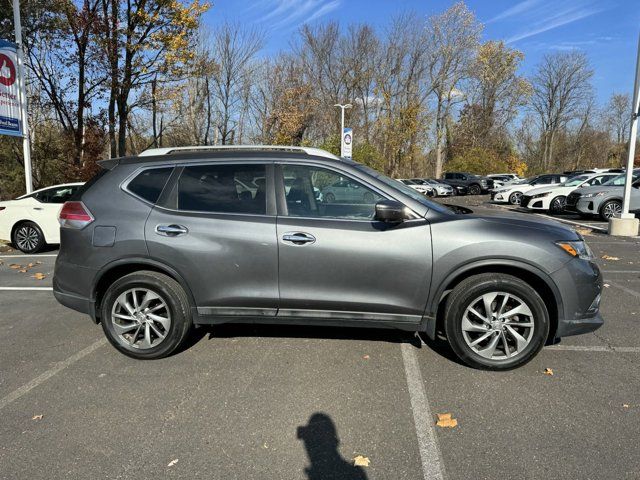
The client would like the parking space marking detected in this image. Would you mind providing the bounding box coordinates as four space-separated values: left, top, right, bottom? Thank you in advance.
0 338 107 411
0 287 53 291
400 342 446 480
603 270 640 274
0 254 58 258
547 345 640 353
606 281 640 299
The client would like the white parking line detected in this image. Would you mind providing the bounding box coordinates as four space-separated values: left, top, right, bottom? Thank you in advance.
0 254 58 258
0 338 107 411
401 342 446 480
0 287 53 291
547 345 640 353
606 281 640 299
603 270 640 274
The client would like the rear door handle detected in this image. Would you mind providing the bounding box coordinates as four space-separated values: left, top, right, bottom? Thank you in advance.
282 232 316 245
33 207 43 211
155 224 189 237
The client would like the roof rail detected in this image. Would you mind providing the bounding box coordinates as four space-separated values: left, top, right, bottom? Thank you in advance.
138 145 340 160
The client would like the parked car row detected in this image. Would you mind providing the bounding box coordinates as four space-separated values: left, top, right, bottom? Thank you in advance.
492 169 640 220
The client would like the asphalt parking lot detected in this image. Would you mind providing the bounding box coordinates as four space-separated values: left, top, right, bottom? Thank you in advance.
1 199 639 480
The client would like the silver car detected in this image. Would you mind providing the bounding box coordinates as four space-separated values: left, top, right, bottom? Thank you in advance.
566 170 640 220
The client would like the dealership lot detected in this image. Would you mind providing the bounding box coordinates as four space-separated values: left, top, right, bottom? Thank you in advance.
1 202 639 479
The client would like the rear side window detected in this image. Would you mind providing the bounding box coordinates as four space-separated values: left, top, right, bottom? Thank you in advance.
128 167 173 204
177 164 266 214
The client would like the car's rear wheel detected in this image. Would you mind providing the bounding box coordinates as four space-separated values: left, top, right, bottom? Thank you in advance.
12 221 46 254
100 271 192 359
444 273 549 370
469 184 481 195
508 191 523 205
599 200 622 221
549 196 566 215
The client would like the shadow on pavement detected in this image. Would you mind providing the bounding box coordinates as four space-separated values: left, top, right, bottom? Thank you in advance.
297 412 368 480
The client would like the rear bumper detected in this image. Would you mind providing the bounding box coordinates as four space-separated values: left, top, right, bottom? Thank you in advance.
53 258 98 322
52 281 96 321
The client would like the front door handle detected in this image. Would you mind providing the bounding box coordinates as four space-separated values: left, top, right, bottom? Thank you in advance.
282 232 316 245
33 207 43 211
155 224 189 237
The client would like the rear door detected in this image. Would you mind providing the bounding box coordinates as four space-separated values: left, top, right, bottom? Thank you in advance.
145 161 279 317
32 185 82 242
275 163 432 326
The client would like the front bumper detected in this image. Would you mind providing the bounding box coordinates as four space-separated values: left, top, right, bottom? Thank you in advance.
556 311 604 337
490 192 508 202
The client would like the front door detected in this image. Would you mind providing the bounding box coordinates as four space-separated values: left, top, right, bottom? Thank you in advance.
145 162 279 317
275 164 432 326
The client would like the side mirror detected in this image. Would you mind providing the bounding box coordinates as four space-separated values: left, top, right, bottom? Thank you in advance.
375 200 405 223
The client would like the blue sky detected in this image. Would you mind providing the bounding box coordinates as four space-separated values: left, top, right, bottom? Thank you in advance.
203 0 639 103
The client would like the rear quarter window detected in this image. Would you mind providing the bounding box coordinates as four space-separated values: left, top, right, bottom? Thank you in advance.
127 167 174 204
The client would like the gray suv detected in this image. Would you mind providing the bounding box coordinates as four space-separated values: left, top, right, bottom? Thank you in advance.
53 146 603 369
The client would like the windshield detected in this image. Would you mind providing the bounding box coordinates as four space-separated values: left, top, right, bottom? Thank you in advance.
354 164 453 214
400 179 416 185
563 175 590 187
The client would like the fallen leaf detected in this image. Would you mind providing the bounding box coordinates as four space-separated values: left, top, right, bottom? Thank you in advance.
353 455 370 467
603 283 610 288
167 459 179 467
601 255 620 261
436 413 458 428
575 227 592 236
9 264 21 269
32 415 43 421
363 354 370 360
623 404 630 408
32 273 46 280
18 269 27 273
543 368 554 376
27 263 35 268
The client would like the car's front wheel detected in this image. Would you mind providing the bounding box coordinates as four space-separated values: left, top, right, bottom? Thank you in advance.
549 196 566 215
444 273 549 370
12 221 46 254
100 271 192 359
468 184 481 195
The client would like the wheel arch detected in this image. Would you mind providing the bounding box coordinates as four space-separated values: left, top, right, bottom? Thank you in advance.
92 258 197 323
425 260 562 344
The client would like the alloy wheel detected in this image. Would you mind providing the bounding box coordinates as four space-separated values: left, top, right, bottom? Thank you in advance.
550 196 566 213
111 288 172 349
510 192 522 205
461 291 535 360
602 201 622 219
15 225 40 252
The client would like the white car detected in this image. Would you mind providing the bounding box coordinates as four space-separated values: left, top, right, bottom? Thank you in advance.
0 183 84 253
488 174 520 189
418 178 455 196
398 179 434 196
490 174 570 205
521 172 620 214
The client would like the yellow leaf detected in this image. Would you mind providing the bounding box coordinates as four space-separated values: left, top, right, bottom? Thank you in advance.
32 414 43 420
601 255 619 261
436 413 458 428
543 368 554 376
353 455 370 467
363 354 370 360
9 264 21 269
167 459 179 467
32 273 46 280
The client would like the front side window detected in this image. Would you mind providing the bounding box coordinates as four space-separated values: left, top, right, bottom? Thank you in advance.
177 164 266 214
282 165 383 219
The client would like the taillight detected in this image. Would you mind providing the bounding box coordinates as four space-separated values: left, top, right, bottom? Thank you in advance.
59 201 94 229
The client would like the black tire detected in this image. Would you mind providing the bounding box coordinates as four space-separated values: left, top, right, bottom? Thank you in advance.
468 184 482 195
599 200 622 221
508 191 523 205
100 271 192 360
12 221 46 254
444 273 549 370
548 196 566 215
325 193 335 203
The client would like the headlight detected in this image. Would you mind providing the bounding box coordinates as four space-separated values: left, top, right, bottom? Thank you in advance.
582 192 606 198
532 192 550 198
556 241 594 260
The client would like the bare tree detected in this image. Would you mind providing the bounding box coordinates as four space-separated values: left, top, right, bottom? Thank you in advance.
210 22 264 145
426 1 481 177
530 51 594 170
604 92 631 144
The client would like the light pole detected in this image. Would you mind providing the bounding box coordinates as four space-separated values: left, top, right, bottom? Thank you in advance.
334 103 352 157
609 32 640 236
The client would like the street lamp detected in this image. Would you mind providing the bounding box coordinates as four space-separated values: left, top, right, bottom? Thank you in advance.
334 103 352 157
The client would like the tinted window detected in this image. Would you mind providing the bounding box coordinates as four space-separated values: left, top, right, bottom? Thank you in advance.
35 185 81 204
282 165 383 219
178 164 266 214
128 167 173 203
